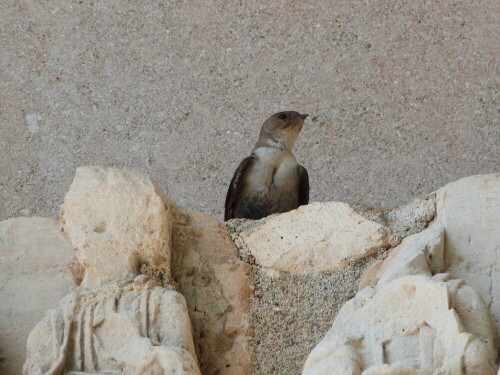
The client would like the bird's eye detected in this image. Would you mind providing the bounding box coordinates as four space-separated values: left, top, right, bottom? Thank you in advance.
279 114 287 120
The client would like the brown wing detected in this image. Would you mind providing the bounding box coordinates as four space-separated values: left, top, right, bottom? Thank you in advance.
298 164 309 206
224 156 255 221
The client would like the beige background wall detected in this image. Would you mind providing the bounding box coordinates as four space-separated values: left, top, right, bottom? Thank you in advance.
1 0 498 221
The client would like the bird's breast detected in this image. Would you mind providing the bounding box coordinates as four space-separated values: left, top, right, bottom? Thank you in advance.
246 147 299 195
271 155 299 189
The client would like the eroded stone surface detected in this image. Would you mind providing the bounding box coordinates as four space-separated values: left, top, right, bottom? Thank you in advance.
303 275 497 375
24 276 201 375
8 171 500 374
238 202 390 275
0 217 75 375
24 167 201 375
60 166 173 287
171 207 252 375
435 174 500 349
304 174 500 374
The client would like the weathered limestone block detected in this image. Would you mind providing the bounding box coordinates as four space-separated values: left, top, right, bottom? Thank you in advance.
24 275 200 375
171 207 252 375
305 174 500 374
303 274 497 375
238 202 390 275
0 217 75 375
24 167 201 375
60 166 173 287
435 174 500 348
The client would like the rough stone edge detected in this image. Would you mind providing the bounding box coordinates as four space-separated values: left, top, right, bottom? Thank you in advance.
226 193 436 269
171 203 253 375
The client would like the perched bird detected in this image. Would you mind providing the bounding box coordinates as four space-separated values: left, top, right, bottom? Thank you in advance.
224 111 309 221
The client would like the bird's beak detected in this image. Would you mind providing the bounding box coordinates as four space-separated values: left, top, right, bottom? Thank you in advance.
300 113 309 119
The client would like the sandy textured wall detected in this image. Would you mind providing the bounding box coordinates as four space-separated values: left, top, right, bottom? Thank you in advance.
0 0 498 220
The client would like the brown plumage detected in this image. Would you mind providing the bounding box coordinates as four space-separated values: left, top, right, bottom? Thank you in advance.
224 111 310 221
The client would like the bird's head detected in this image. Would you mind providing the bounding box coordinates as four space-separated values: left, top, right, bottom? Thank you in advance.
258 111 309 150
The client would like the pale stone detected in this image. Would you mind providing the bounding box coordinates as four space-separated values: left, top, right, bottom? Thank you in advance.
171 207 252 375
306 174 500 374
303 275 497 375
0 217 75 375
435 174 500 349
359 223 445 289
238 202 390 275
362 365 427 374
24 167 201 375
23 275 200 375
60 166 172 287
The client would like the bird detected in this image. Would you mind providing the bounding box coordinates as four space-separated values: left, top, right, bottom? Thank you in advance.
224 111 309 221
